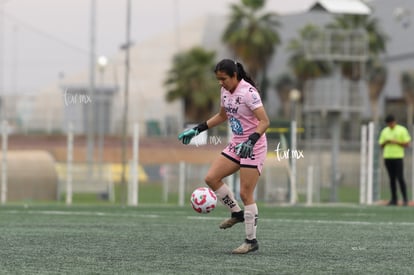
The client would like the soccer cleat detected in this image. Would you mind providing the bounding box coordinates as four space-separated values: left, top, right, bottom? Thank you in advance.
232 239 259 254
387 201 397 206
219 211 244 229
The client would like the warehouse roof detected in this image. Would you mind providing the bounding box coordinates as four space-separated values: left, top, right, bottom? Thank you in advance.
309 0 371 15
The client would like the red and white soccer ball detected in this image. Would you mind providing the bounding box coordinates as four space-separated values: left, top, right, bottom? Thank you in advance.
190 187 217 214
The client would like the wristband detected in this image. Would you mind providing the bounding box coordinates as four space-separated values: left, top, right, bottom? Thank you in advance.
248 132 260 145
193 122 208 133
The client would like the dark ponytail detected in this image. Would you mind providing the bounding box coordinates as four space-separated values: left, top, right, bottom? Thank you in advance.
234 62 257 89
214 59 257 89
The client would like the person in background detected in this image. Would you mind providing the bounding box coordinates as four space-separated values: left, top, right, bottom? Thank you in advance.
178 59 270 254
378 114 411 206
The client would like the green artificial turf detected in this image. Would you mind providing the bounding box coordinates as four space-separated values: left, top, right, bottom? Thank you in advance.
0 204 413 274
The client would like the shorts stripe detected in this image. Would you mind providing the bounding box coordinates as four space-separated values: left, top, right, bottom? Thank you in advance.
240 164 258 169
221 152 240 164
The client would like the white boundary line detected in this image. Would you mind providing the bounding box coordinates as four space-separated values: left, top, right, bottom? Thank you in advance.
2 210 414 227
264 218 414 227
187 216 414 227
1 210 161 219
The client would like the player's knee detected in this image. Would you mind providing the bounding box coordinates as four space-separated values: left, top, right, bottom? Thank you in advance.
239 188 254 204
204 174 218 188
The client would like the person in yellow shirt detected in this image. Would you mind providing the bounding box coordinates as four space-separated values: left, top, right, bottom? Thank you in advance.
378 115 411 206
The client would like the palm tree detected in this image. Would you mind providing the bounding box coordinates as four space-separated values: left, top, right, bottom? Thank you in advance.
327 14 388 122
164 47 218 123
281 24 332 122
222 0 281 101
367 61 387 124
327 14 387 80
286 24 332 105
274 73 296 119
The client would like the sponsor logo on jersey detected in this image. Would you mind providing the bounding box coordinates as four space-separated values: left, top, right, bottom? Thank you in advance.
229 116 243 135
224 106 238 114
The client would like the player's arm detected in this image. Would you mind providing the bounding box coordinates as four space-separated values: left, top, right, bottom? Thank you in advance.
398 127 411 147
236 106 270 158
389 139 410 147
387 128 411 147
378 131 388 148
252 106 270 136
400 141 410 147
381 139 410 148
388 139 410 147
206 107 228 129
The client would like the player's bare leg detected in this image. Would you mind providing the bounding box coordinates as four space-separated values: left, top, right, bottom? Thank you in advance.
204 154 244 229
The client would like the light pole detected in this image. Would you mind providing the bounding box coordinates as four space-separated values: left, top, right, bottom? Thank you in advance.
289 89 300 204
289 89 300 122
87 0 97 181
393 7 413 129
120 0 132 205
0 0 13 120
173 0 185 134
97 55 108 183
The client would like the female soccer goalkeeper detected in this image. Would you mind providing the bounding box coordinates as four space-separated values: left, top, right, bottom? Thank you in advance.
178 59 269 254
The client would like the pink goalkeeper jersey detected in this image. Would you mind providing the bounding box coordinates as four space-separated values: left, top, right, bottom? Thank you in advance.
221 79 267 146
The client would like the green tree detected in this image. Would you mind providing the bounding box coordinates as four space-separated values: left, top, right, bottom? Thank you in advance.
368 61 387 123
327 14 388 122
285 24 332 113
327 14 387 80
164 47 218 123
287 24 332 88
274 73 296 118
222 0 281 101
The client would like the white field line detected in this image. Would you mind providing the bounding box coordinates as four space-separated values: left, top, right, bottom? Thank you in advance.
188 216 414 227
261 218 414 227
1 210 160 219
2 209 414 227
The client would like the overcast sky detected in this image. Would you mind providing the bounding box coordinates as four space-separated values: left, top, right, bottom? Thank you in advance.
0 0 315 93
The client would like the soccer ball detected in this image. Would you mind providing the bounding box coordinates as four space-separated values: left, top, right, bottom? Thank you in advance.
190 187 217 214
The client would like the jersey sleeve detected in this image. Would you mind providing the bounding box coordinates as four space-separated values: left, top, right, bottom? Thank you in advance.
245 87 263 111
401 126 412 143
378 129 386 145
220 89 226 108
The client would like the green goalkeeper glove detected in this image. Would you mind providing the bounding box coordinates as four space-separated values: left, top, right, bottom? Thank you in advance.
178 122 208 145
235 132 260 158
178 128 199 145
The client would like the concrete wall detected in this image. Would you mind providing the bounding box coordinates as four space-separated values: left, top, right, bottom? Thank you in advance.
0 151 58 201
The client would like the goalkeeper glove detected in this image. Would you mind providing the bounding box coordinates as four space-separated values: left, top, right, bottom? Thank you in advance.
235 132 261 158
178 122 208 145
